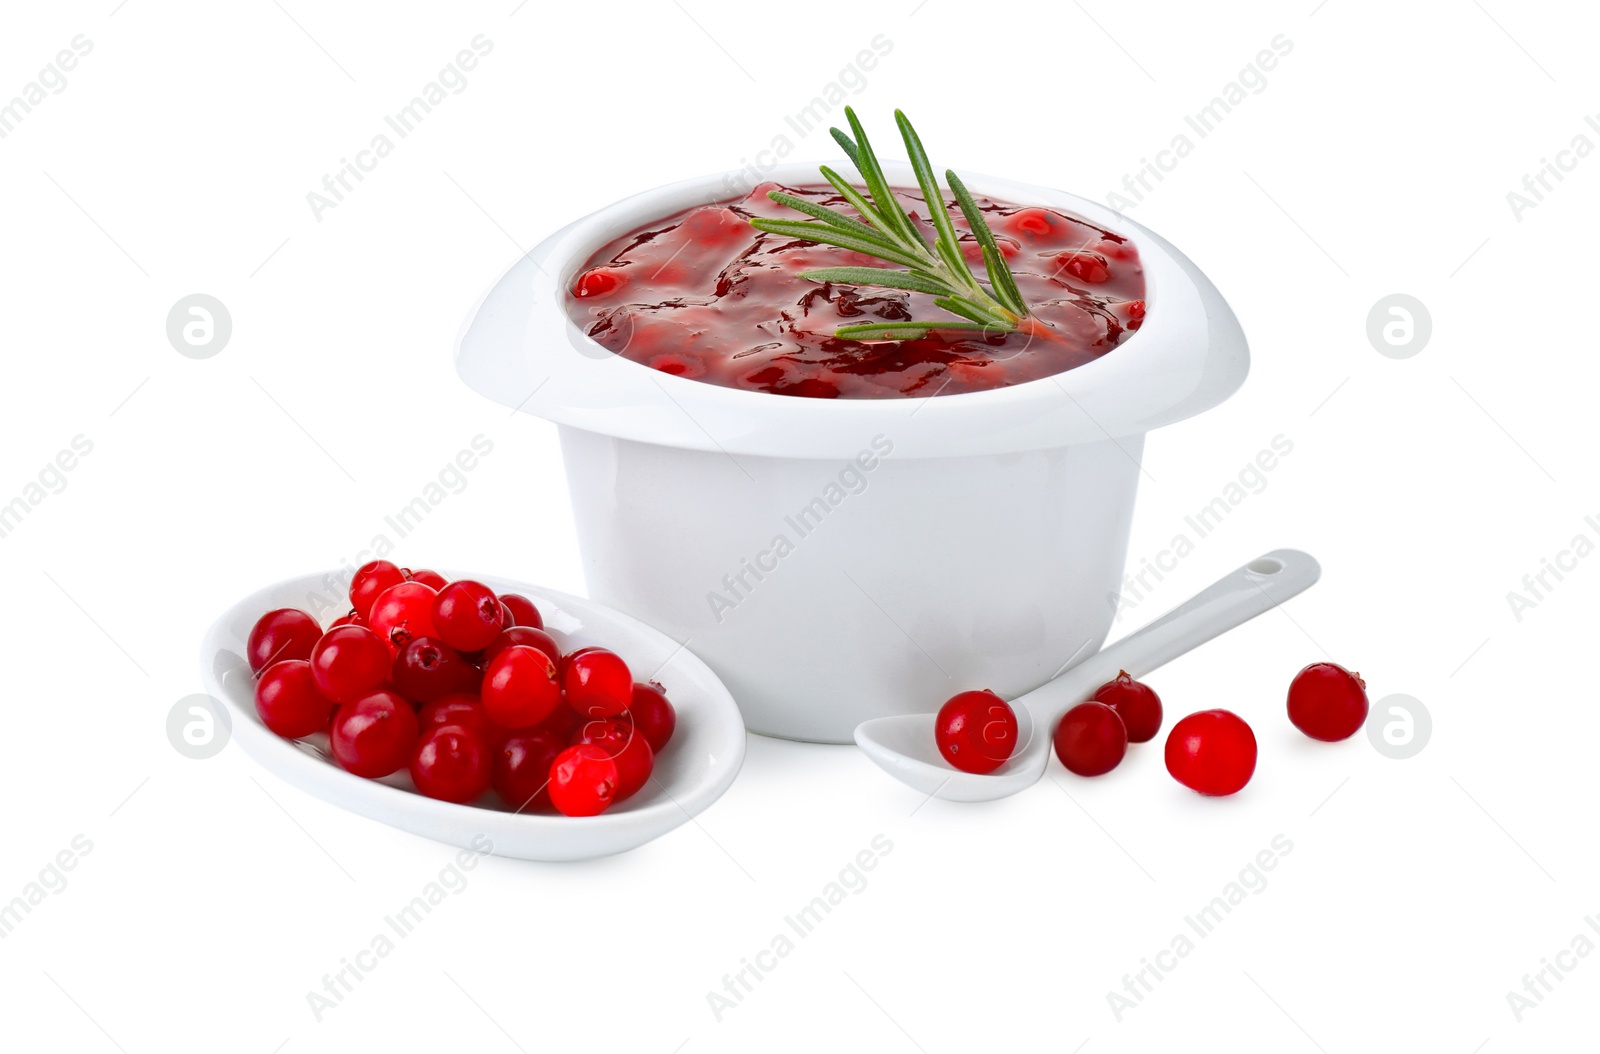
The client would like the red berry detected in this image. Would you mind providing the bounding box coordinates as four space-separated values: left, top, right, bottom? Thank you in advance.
628 682 677 753
331 690 418 778
499 593 543 629
1054 701 1128 777
349 560 405 621
391 636 476 704
563 648 633 717
368 581 440 653
548 744 619 816
493 732 565 811
572 718 654 800
404 568 448 590
254 660 333 738
482 645 561 729
432 580 504 652
482 626 562 670
329 609 365 630
247 608 321 674
934 689 1018 774
309 625 392 705
1165 710 1257 796
573 267 624 298
1002 207 1057 240
1092 671 1163 743
1287 662 1369 742
418 693 492 739
410 723 492 803
1057 252 1110 284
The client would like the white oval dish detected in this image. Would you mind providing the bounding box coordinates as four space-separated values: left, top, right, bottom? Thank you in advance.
200 572 746 862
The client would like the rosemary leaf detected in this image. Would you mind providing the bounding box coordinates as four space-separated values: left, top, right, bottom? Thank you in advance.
766 191 884 242
798 267 950 295
835 321 986 340
748 218 925 268
933 295 1011 327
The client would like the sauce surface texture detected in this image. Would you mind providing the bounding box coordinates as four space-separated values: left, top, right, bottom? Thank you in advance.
567 182 1146 399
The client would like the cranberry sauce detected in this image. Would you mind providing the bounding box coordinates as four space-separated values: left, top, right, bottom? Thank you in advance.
566 182 1146 399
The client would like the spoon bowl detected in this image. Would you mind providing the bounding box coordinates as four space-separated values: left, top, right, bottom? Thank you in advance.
855 550 1320 802
201 571 746 861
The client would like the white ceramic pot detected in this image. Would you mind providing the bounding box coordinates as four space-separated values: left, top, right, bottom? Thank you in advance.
457 162 1248 743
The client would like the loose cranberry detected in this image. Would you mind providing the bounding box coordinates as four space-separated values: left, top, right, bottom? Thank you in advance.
391 636 475 705
548 744 619 816
349 560 405 621
573 267 625 298
1287 663 1369 742
934 689 1018 774
309 625 392 704
1165 710 1257 796
563 648 633 717
404 568 448 590
494 731 565 812
572 718 654 801
532 698 583 742
328 609 365 630
433 580 505 652
558 645 602 678
628 682 677 752
418 693 492 738
247 609 322 674
1092 671 1163 743
498 593 543 629
482 645 561 729
331 690 418 778
1054 702 1128 777
254 659 334 738
482 626 562 670
410 723 493 803
368 581 440 653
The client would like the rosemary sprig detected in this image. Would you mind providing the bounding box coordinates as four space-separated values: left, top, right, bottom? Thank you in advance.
748 106 1035 342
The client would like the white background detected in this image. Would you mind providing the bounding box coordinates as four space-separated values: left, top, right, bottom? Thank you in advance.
1 0 1595 1049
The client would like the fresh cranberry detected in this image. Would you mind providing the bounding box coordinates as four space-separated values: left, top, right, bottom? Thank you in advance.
1092 671 1163 743
254 659 333 738
328 609 365 630
558 645 602 678
573 267 625 298
432 580 504 652
548 744 619 816
1165 710 1257 796
349 560 405 621
563 648 633 717
331 690 418 778
391 636 475 704
368 581 440 653
247 608 322 674
532 698 583 742
934 689 1018 774
483 645 561 729
482 626 561 669
498 593 543 629
494 732 565 812
410 723 493 803
1287 663 1369 742
628 682 677 752
1054 702 1128 776
309 625 392 704
418 693 492 738
404 568 448 590
572 718 654 801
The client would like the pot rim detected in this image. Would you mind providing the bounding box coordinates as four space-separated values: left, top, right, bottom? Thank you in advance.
455 160 1248 460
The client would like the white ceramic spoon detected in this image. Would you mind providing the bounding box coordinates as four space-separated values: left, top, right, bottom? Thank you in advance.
853 549 1320 802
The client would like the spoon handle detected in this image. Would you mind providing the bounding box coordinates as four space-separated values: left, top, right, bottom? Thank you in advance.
1020 549 1321 722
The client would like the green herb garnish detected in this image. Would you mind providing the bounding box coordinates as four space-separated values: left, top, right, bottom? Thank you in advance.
749 106 1046 343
